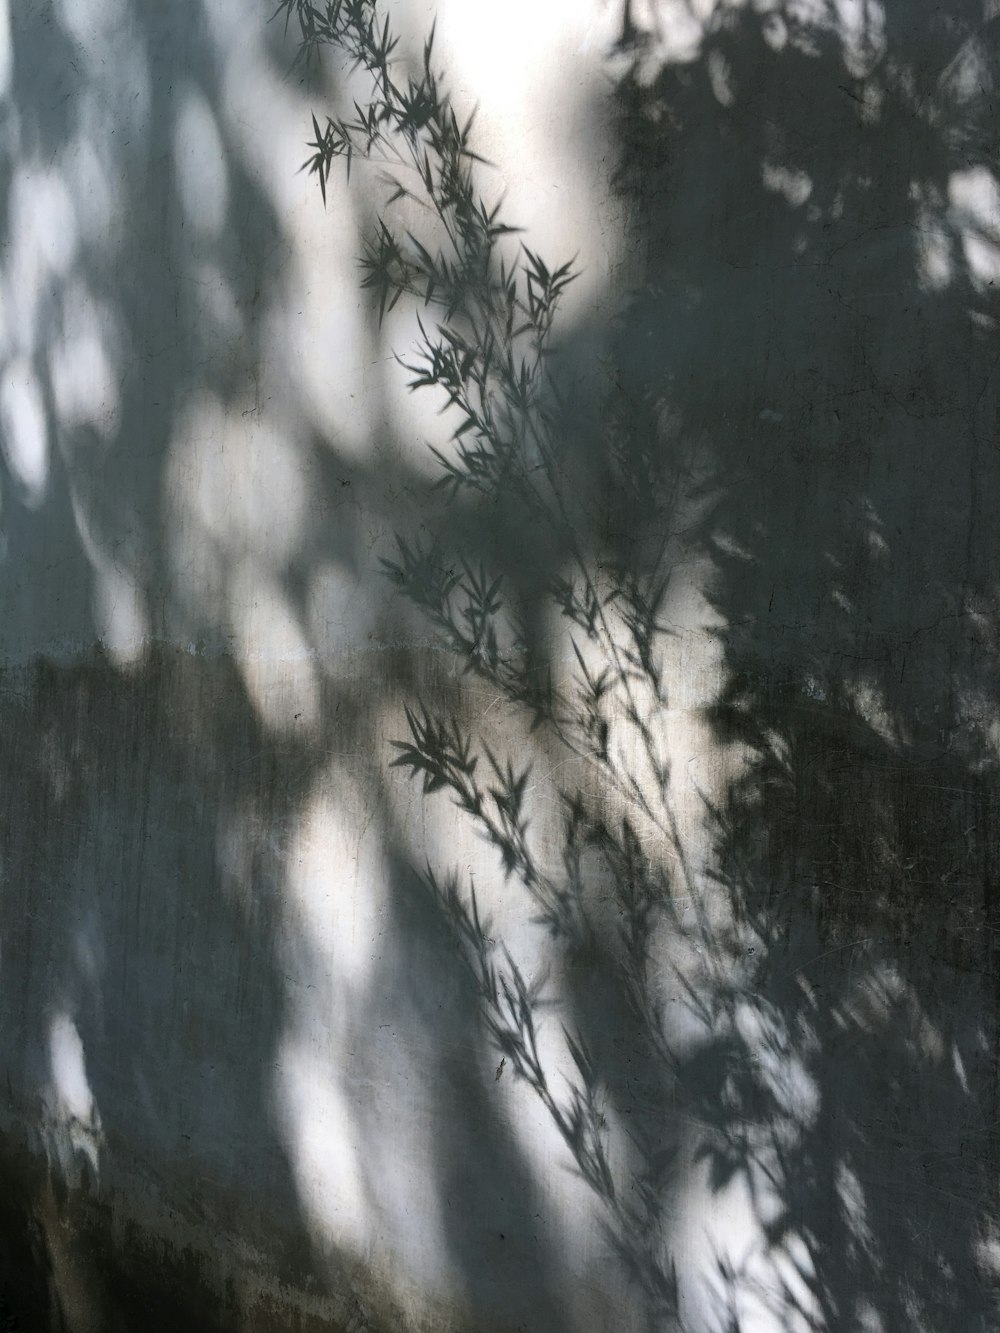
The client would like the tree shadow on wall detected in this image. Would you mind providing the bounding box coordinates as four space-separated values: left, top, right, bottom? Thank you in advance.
0 3 599 1331
289 0 1000 1328
2 0 1000 1327
0 3 363 1329
613 3 1000 1327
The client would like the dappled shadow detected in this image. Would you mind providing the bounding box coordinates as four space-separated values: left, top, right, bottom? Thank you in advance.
0 0 330 1323
609 2 1000 1326
284 0 1000 1328
0 0 609 1328
3 0 1000 1328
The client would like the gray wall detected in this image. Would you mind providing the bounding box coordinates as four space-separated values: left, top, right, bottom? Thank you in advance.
0 1 999 1330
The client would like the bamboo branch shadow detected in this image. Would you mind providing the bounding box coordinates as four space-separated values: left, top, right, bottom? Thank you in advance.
286 0 1000 1328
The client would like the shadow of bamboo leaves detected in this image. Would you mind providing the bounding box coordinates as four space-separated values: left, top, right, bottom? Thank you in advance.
279 7 694 1322
420 858 683 1323
281 1 1000 1330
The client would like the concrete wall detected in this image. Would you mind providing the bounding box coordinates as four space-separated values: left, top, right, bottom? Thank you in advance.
1 1 999 1330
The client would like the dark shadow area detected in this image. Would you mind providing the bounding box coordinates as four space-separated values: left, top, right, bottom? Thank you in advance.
0 2 609 1330
0 0 328 1323
608 3 1000 1327
0 648 323 1331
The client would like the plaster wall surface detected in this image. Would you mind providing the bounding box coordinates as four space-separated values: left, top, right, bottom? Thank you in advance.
0 1 998 1331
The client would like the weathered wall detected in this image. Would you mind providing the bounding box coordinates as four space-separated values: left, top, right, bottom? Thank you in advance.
1 1 999 1330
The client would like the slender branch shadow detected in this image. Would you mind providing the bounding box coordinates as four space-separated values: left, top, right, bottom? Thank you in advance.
288 0 1000 1329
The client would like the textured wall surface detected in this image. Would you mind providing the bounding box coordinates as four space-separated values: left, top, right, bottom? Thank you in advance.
1 1 999 1330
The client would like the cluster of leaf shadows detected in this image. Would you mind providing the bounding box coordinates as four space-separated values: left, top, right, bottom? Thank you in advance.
0 4 418 1330
284 0 1000 1329
277 1 703 1324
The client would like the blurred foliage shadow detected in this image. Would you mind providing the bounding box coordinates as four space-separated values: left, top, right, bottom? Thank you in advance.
286 0 1000 1328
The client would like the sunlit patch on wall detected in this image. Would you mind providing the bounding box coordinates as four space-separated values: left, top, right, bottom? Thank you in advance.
66 483 149 665
273 1036 372 1254
761 12 788 53
0 357 49 506
0 0 10 99
169 393 308 565
5 167 78 352
49 283 122 440
432 0 622 315
671 1139 820 1333
949 166 1000 293
165 391 325 662
707 49 735 106
831 0 886 77
939 35 993 112
635 0 706 68
91 560 149 667
976 1228 1000 1282
228 557 320 735
761 163 812 209
42 1012 103 1185
276 775 459 1301
836 1159 874 1252
845 676 896 747
842 962 946 1068
734 998 820 1128
58 0 128 46
855 1296 886 1332
287 785 387 989
11 166 78 282
862 497 890 558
